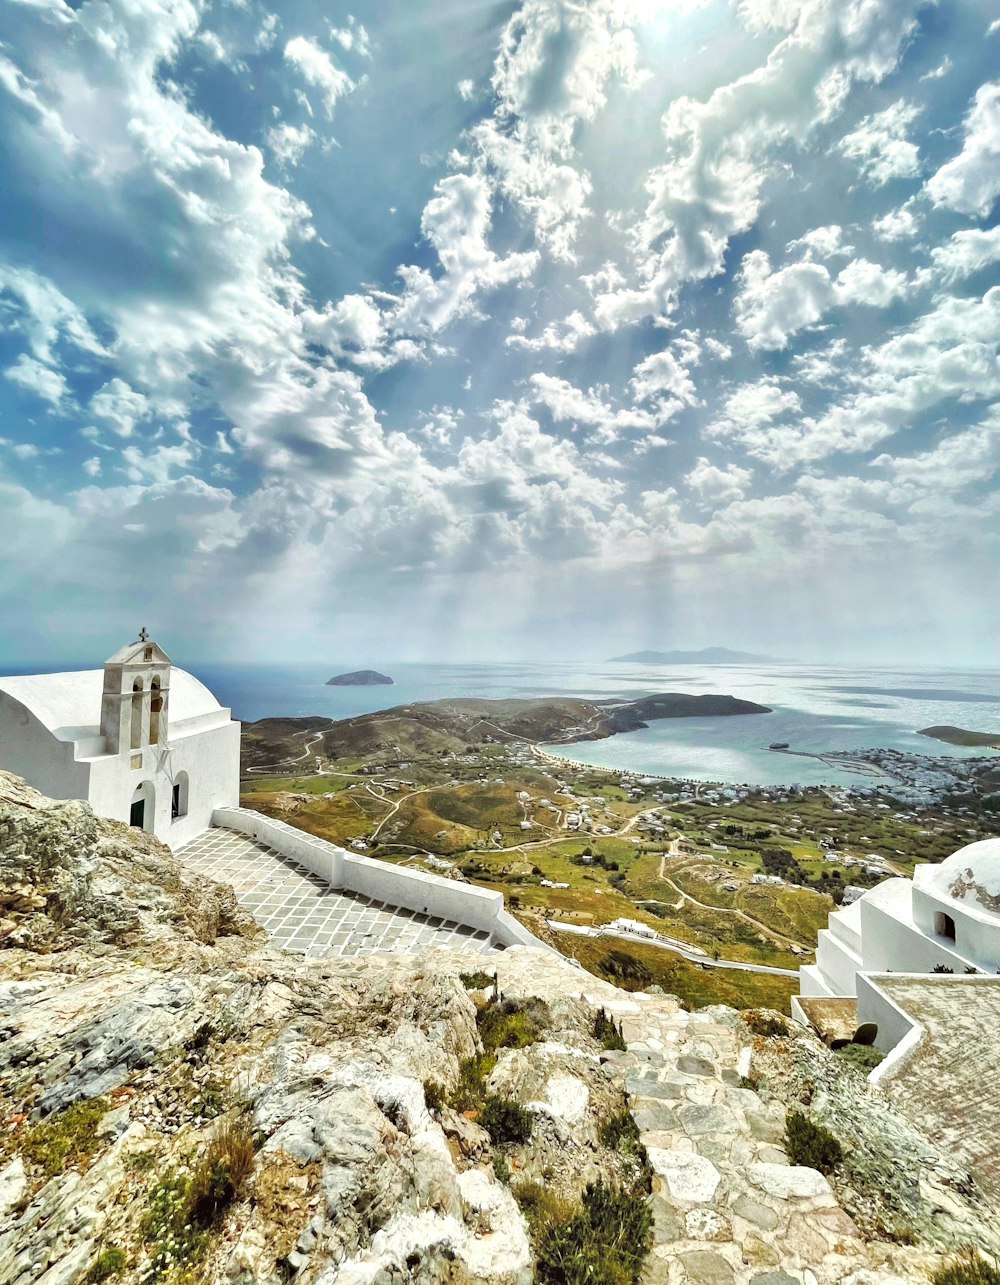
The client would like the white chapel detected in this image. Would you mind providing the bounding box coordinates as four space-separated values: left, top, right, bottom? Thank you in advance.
0 632 239 848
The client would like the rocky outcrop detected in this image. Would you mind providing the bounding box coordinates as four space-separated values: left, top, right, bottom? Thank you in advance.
0 775 993 1284
0 772 258 950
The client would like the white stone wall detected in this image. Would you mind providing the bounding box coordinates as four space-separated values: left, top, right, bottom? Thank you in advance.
87 719 240 848
0 691 92 804
214 807 546 951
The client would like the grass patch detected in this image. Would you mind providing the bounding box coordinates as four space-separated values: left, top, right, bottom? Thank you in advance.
558 934 798 1014
593 1008 627 1051
931 1250 1000 1285
85 1249 127 1282
784 1110 842 1174
450 1054 498 1113
518 1179 653 1285
140 1118 256 1283
19 1097 110 1177
476 996 549 1052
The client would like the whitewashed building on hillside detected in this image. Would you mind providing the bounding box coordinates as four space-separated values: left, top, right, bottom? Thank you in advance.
0 633 239 848
794 837 1000 1046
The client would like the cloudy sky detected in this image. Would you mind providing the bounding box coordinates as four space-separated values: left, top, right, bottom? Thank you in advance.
1 0 998 667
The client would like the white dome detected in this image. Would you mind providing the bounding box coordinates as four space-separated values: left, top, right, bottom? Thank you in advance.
922 838 1000 914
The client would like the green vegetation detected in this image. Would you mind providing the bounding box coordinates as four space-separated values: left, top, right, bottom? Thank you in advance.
598 1109 643 1155
478 1095 534 1145
784 1110 843 1174
517 1179 653 1285
598 949 653 987
423 1080 445 1113
459 969 495 990
19 1096 110 1177
837 1043 886 1072
593 1007 628 1051
449 994 549 1115
140 1119 256 1283
931 1250 1000 1285
85 1249 127 1282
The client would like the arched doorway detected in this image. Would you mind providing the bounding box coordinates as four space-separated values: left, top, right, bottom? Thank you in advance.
130 781 155 832
934 911 957 942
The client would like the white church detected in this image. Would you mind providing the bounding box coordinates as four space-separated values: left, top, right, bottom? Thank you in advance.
796 836 1000 1009
0 632 239 849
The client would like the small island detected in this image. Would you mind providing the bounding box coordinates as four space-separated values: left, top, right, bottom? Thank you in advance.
610 647 777 665
326 670 394 686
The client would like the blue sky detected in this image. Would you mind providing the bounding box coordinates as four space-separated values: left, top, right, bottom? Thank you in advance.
1 0 998 666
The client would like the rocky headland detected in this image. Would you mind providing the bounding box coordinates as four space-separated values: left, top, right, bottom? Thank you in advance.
1 771 995 1284
242 692 770 771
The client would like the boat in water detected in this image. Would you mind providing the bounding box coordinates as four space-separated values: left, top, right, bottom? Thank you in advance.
769 741 790 750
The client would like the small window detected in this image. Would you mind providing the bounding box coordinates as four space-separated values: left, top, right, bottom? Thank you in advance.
144 646 153 661
935 911 956 941
172 771 189 820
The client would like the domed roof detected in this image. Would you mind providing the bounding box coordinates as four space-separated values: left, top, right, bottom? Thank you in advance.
922 838 1000 914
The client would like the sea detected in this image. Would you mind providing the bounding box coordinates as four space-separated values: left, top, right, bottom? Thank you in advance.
181 660 1000 790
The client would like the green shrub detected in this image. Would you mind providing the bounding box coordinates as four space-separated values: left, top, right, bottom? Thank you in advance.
477 997 549 1052
598 950 651 987
450 1054 497 1112
478 1095 534 1146
837 1043 885 1072
593 1008 627 1051
460 970 495 991
85 1249 127 1282
423 1080 445 1113
525 1179 653 1285
784 1110 843 1174
598 1110 641 1153
932 1250 1000 1285
743 1010 790 1038
20 1097 111 1177
492 1154 511 1184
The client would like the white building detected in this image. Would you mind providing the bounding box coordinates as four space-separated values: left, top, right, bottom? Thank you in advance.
796 837 1000 1012
0 633 239 848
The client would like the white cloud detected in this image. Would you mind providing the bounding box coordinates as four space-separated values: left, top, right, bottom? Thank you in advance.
930 226 1000 283
266 122 316 167
5 353 67 405
0 266 104 364
873 411 1000 488
734 250 907 350
785 225 850 260
457 79 475 101
925 80 1000 217
284 36 354 119
593 0 926 329
391 174 538 335
528 373 658 440
839 100 921 185
872 203 921 241
122 442 195 484
89 379 150 438
684 457 753 509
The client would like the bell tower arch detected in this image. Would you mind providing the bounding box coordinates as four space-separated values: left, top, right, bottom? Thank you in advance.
100 629 172 760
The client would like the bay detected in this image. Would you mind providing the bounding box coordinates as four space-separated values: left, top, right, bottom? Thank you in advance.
184 660 1000 789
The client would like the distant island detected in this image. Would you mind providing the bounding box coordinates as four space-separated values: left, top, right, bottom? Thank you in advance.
918 725 1000 749
610 647 777 665
326 670 394 686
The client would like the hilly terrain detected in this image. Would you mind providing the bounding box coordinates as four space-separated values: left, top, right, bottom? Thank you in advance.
610 647 777 664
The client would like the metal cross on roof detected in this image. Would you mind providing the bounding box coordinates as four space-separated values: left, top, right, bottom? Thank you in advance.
139 626 149 643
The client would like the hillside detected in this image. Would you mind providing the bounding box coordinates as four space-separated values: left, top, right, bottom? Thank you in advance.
241 691 771 771
1 772 994 1284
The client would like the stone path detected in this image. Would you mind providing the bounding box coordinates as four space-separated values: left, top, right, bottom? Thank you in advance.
489 950 912 1285
178 828 494 959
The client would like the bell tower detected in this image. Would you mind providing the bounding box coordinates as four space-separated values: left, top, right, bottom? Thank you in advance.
100 629 172 762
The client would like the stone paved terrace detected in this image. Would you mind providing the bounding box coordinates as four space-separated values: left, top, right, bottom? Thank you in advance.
178 827 495 959
875 975 1000 1202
